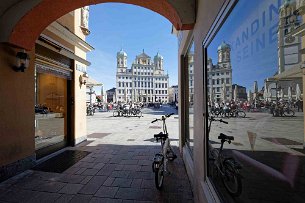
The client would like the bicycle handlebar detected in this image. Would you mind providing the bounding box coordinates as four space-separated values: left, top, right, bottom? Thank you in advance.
151 119 159 123
166 113 174 117
151 113 174 123
209 116 228 124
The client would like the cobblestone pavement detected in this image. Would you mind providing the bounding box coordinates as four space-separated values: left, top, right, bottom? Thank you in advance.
0 105 194 203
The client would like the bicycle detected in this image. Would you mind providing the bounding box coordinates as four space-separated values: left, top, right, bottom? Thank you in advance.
208 116 242 197
151 113 177 190
86 105 95 116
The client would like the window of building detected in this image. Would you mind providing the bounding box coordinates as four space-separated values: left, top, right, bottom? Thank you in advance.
185 40 195 156
205 0 304 201
35 72 68 151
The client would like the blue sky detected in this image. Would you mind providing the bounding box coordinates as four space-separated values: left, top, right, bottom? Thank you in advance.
208 0 282 91
86 3 178 92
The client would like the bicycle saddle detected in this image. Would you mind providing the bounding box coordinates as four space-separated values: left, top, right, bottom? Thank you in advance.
218 133 234 141
154 132 168 139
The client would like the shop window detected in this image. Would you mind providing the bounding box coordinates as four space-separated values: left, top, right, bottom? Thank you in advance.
205 0 304 202
185 40 195 155
35 72 67 150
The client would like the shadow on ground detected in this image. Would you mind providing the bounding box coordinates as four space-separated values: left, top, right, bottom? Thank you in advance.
0 143 193 203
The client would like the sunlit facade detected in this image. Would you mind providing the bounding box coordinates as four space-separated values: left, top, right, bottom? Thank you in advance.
115 49 169 103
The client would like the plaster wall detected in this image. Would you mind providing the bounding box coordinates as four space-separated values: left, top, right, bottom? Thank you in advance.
73 67 87 145
178 0 225 202
41 29 74 51
0 44 35 167
57 11 75 32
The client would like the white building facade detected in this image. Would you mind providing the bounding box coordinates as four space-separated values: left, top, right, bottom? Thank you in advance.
207 41 233 102
115 49 169 103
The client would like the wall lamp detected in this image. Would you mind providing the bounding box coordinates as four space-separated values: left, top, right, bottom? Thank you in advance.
79 72 89 86
14 50 29 72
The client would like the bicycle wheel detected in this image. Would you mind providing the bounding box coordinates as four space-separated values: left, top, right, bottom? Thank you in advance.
237 110 246 118
137 111 142 118
113 111 119 117
154 163 164 190
283 109 295 117
222 160 242 197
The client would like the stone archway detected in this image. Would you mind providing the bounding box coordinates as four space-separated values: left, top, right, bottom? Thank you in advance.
2 0 195 50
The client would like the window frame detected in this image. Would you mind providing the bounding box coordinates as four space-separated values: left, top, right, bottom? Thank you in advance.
201 0 238 200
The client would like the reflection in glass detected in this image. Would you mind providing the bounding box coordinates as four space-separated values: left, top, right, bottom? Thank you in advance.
206 0 304 202
35 72 67 150
187 41 195 154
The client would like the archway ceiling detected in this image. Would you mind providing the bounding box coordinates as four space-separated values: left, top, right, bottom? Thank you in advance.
0 0 195 50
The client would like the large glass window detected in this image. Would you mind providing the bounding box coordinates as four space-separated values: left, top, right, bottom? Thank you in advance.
35 72 67 150
206 0 304 202
186 41 195 154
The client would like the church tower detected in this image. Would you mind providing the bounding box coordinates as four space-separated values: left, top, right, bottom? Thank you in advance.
278 0 301 74
154 52 164 75
217 41 231 69
117 48 127 73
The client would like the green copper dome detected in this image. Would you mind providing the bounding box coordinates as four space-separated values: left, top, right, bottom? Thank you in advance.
117 48 127 57
154 52 163 60
218 41 230 51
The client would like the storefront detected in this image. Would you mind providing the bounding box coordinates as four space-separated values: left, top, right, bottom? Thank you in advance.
34 43 73 158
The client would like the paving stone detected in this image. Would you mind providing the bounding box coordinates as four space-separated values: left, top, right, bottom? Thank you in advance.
81 176 93 184
0 189 36 202
131 179 143 188
137 160 151 166
115 188 144 200
78 176 108 195
75 168 87 175
27 191 62 203
58 183 83 194
13 178 45 190
110 170 130 178
82 168 100 176
141 179 154 189
55 194 74 203
112 178 132 187
70 194 93 203
95 186 119 198
63 167 80 174
121 200 133 203
120 160 138 165
103 177 115 186
90 197 123 203
123 165 141 171
33 181 66 192
115 164 125 170
139 165 151 172
93 163 106 169
60 174 86 184
97 164 117 176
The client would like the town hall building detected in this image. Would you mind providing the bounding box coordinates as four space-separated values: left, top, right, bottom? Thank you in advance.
115 49 169 103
